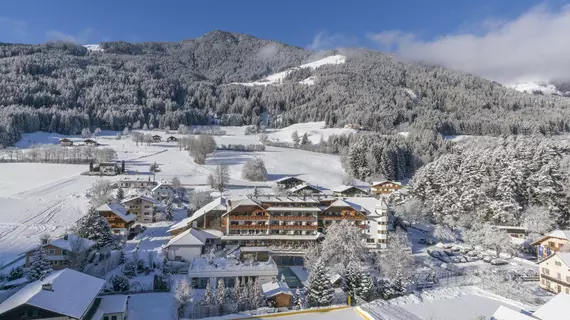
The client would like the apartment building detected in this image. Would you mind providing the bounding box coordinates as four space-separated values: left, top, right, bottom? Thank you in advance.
538 252 570 294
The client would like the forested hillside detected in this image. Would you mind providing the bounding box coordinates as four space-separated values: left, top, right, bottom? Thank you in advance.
1 30 570 146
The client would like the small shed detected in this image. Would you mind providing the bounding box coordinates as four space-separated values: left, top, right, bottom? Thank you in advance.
152 135 162 142
59 138 73 146
261 281 293 308
167 136 178 142
84 139 98 146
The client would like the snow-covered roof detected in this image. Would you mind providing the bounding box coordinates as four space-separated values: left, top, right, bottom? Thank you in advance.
0 269 105 319
96 203 136 222
492 306 534 320
151 182 175 192
168 197 227 233
90 295 129 320
222 234 323 241
371 180 401 187
42 234 95 252
345 197 387 215
325 199 365 212
266 207 321 212
287 184 321 193
275 176 305 183
188 257 278 277
121 195 161 205
262 281 292 297
533 292 570 320
255 196 319 203
332 185 368 193
165 228 220 247
531 229 570 245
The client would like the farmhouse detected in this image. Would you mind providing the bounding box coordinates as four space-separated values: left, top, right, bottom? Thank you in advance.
116 177 157 189
275 176 305 190
121 195 161 223
532 230 570 260
287 184 321 195
96 202 137 235
151 182 177 200
25 234 95 270
538 252 570 294
332 185 369 197
0 269 105 320
84 139 99 146
59 138 73 146
371 180 402 195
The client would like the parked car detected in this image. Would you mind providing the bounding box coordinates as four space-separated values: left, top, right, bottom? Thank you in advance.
467 250 479 257
490 259 509 266
483 256 494 263
418 238 427 245
426 238 437 245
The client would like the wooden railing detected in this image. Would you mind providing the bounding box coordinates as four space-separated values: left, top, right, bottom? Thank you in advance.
229 224 268 230
321 215 365 220
229 215 268 221
270 225 317 230
272 215 315 221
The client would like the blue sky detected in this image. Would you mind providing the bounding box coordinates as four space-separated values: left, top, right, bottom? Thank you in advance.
0 0 554 47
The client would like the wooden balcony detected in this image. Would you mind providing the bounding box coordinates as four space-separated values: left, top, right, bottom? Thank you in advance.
272 215 315 221
321 215 365 220
229 215 268 221
270 224 317 230
229 224 268 230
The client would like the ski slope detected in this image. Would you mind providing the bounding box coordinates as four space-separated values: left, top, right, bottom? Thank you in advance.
0 122 349 264
233 55 346 86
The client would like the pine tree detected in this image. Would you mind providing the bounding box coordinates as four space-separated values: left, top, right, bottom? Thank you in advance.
165 197 174 220
161 258 170 274
307 260 334 307
8 266 24 281
301 133 309 146
358 272 373 301
294 287 305 310
75 207 114 249
233 277 242 312
203 280 213 306
251 277 263 309
28 245 52 281
110 275 130 292
217 278 226 310
345 263 362 300
175 278 193 318
122 259 137 278
116 187 125 201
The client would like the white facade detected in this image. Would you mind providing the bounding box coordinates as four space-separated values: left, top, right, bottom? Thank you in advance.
152 183 176 200
117 179 156 189
344 197 389 250
167 246 203 262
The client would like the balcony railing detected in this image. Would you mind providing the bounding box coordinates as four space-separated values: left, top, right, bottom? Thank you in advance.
541 273 570 287
321 215 365 220
270 225 317 230
272 215 315 221
229 224 268 230
229 215 268 221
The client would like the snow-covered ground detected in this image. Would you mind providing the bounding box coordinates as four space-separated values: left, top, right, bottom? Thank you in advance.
233 55 346 86
507 80 565 95
0 122 349 266
127 292 176 320
264 121 355 144
84 44 103 52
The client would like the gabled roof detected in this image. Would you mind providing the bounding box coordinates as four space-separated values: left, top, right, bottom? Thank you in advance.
325 199 365 212
165 228 220 247
539 252 570 268
533 292 570 320
492 306 534 320
261 281 293 297
224 197 265 216
167 197 226 232
90 295 129 320
121 195 161 205
332 185 368 194
42 234 95 252
288 184 321 193
0 269 105 319
531 230 570 245
276 176 305 183
151 182 176 192
96 203 136 223
371 180 401 187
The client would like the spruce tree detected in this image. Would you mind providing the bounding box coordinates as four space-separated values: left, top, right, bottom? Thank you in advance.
116 187 125 200
307 260 334 307
165 197 174 220
358 272 373 301
203 280 213 306
233 277 242 312
294 287 305 310
345 263 362 300
75 207 114 249
28 245 52 281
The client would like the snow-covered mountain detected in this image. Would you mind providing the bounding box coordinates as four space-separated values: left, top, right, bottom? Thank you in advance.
233 54 346 86
507 80 564 95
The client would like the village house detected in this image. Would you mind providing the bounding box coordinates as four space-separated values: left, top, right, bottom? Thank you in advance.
493 292 570 320
115 177 157 189
25 234 95 270
331 185 369 197
538 252 570 294
152 135 162 142
59 138 73 146
167 197 228 237
151 182 178 200
167 136 178 142
96 202 137 235
494 225 528 245
371 180 402 195
532 230 570 260
164 228 222 262
287 184 322 195
275 176 306 190
84 139 99 146
261 281 293 308
88 295 129 320
121 195 161 223
0 269 105 320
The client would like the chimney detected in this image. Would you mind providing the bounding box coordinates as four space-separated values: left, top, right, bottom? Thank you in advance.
63 234 68 241
42 283 53 291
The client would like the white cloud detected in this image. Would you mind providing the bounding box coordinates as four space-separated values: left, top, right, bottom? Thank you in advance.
367 5 570 83
46 28 94 44
0 17 27 38
308 31 356 50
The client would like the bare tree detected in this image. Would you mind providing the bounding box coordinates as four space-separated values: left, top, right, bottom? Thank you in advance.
208 165 230 192
90 179 113 206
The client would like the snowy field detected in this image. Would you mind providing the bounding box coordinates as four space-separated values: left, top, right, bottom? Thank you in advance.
0 123 348 267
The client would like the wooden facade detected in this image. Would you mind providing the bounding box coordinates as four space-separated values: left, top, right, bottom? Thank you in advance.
371 181 402 195
25 245 67 270
99 211 134 230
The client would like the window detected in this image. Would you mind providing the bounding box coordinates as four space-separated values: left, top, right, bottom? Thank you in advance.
542 268 550 275
567 276 570 283
557 273 562 280
48 249 55 255
542 279 546 285
104 317 109 320
567 288 570 294
549 241 556 247
62 250 67 256
112 316 117 320
366 239 375 243
555 261 562 266
20 310 28 319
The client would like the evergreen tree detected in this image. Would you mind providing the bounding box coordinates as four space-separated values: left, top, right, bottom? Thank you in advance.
203 280 213 306
217 278 226 310
28 245 52 281
175 278 193 318
293 287 305 310
75 207 114 249
233 277 243 312
345 263 362 300
7 266 24 281
161 258 170 274
116 187 125 201
301 133 309 146
110 275 130 292
291 130 300 147
165 197 174 220
358 272 373 301
122 259 137 278
307 260 334 307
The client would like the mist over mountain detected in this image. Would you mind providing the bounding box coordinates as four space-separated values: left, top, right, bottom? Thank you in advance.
1 30 570 146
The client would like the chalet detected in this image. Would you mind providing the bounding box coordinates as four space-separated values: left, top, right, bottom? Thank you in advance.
371 180 402 195
262 281 293 307
538 252 570 294
167 197 227 237
116 177 157 189
84 139 99 146
287 184 322 195
152 135 162 142
121 195 161 223
0 269 105 320
25 234 95 270
151 182 177 200
59 138 73 146
275 176 306 190
532 230 570 260
494 226 528 244
164 228 222 262
167 136 178 142
96 202 137 235
332 185 369 197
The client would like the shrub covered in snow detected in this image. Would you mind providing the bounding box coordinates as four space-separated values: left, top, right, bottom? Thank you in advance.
110 274 130 292
241 157 268 181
